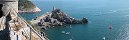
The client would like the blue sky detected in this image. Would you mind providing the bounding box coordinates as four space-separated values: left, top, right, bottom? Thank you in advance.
32 0 128 1
31 0 85 1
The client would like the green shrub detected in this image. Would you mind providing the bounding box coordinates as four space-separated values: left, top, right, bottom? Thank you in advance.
18 0 36 10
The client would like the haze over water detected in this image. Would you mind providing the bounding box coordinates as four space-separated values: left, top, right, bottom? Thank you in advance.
20 0 129 40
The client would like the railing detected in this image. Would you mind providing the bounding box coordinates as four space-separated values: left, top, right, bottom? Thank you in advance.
18 13 46 40
12 6 46 40
0 4 47 40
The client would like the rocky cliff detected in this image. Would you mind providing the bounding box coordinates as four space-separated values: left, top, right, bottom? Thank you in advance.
18 0 41 13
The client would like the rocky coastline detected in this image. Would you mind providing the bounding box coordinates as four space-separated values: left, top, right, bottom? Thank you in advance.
31 8 88 30
18 0 41 13
18 6 41 13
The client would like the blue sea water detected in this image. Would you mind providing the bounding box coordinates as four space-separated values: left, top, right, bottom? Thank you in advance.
20 0 129 40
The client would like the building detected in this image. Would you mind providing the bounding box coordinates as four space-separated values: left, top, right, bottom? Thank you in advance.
0 0 47 40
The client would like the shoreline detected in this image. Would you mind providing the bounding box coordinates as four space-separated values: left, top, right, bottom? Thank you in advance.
18 6 41 13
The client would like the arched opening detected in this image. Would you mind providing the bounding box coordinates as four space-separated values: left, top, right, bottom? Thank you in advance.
0 4 3 18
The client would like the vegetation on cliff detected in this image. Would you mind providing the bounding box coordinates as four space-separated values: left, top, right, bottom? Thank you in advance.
18 0 36 11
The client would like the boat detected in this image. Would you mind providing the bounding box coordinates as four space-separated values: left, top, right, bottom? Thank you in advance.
69 38 72 40
70 26 72 28
102 37 105 40
61 31 65 34
66 32 70 35
69 25 72 28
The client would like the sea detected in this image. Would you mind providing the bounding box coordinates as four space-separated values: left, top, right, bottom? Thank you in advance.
20 0 129 40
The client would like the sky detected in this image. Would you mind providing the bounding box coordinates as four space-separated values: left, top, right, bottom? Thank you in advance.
31 0 129 2
31 0 86 1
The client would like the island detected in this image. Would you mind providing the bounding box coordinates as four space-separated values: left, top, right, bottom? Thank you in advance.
31 8 88 30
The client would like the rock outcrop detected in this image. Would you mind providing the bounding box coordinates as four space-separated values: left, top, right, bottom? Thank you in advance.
31 8 88 29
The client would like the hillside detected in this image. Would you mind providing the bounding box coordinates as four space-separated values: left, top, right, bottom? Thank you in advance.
18 0 41 13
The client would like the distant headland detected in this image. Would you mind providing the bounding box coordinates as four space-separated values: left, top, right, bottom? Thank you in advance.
18 0 41 13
